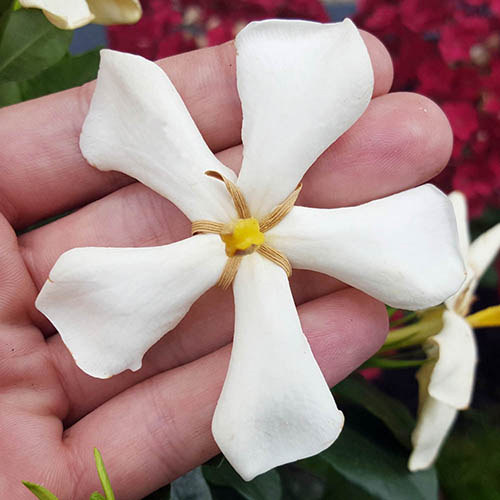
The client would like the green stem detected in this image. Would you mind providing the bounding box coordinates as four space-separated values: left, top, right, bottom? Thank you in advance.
382 307 445 351
363 357 426 369
389 311 417 328
383 323 422 347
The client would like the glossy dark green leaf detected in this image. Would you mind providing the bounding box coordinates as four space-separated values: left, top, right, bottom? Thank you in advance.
438 411 500 500
22 482 60 500
94 448 115 500
203 459 281 500
320 424 438 500
20 48 101 100
142 485 170 500
0 9 72 83
279 465 325 500
324 467 379 500
302 456 378 500
170 467 212 500
0 0 13 16
0 80 21 106
334 375 415 448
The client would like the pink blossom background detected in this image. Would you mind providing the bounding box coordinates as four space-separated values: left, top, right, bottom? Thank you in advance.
109 0 500 219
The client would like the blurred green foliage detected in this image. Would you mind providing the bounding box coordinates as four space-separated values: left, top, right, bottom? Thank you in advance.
438 409 500 500
0 4 100 108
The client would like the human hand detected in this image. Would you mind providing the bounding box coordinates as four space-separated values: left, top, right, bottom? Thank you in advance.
0 33 452 499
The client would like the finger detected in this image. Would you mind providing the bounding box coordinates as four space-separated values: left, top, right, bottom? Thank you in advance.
48 269 338 424
20 91 453 293
0 32 393 230
0 214 38 324
39 87 453 417
57 288 387 500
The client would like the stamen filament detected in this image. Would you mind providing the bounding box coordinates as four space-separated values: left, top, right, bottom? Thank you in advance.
466 305 500 328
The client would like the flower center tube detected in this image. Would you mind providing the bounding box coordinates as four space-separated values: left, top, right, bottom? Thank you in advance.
221 217 265 257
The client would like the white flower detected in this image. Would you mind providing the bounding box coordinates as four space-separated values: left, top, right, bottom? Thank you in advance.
19 0 142 30
409 190 500 471
36 19 465 480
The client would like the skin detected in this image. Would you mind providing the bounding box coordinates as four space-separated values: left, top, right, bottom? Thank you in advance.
0 32 453 499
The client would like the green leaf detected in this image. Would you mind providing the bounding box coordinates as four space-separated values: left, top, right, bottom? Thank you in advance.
94 448 115 500
320 423 438 500
300 457 377 500
170 467 212 500
0 9 72 83
0 0 13 16
19 48 101 100
22 482 60 500
323 467 378 500
334 375 415 448
89 493 106 500
142 486 170 500
437 411 500 500
279 465 326 500
203 458 281 500
0 79 21 106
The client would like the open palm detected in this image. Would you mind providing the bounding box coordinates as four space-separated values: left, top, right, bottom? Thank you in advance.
0 33 452 499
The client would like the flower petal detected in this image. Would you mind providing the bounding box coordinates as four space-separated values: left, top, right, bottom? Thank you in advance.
36 235 226 379
80 49 237 223
212 253 344 481
266 184 465 310
468 222 500 285
449 221 500 315
235 19 373 218
425 310 477 409
408 396 457 471
87 0 142 25
19 0 94 29
448 191 470 260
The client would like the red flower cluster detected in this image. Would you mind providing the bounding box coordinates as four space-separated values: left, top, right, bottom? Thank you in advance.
356 0 500 217
108 0 328 61
109 1 500 216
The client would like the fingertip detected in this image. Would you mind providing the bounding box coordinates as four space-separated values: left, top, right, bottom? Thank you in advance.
302 90 455 208
301 288 388 386
416 94 454 177
391 92 454 180
360 31 394 97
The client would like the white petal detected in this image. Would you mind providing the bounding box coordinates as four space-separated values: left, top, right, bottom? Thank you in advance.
444 265 474 315
19 0 94 29
235 19 373 218
408 396 457 471
80 50 237 223
448 222 500 315
448 191 470 260
424 310 477 409
468 222 500 285
266 185 465 310
36 235 226 379
408 308 477 471
212 253 344 481
87 0 142 25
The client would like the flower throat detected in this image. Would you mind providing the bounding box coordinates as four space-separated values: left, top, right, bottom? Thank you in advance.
191 170 301 288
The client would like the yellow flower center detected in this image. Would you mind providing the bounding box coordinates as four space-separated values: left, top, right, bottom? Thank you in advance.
221 217 265 257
